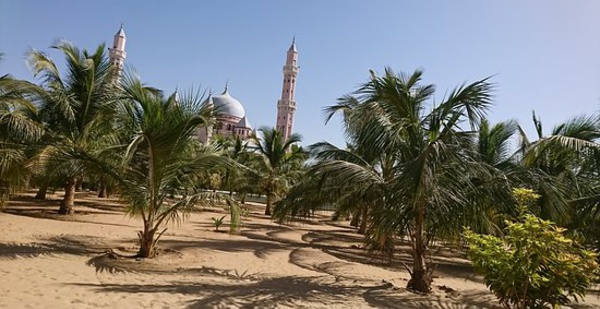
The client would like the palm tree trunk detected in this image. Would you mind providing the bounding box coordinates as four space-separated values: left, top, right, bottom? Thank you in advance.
58 177 76 215
97 180 106 198
0 180 8 210
265 192 272 216
407 204 431 292
137 222 156 258
358 205 368 234
75 177 83 192
35 180 49 200
350 209 360 227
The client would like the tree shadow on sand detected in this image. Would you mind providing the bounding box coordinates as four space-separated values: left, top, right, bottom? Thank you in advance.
159 237 289 260
72 268 502 309
0 235 110 260
72 273 394 309
0 242 54 259
362 285 502 309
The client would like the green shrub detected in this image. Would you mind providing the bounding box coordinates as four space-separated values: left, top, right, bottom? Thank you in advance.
464 189 599 309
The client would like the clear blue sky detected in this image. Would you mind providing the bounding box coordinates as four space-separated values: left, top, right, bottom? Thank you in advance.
1 1 599 147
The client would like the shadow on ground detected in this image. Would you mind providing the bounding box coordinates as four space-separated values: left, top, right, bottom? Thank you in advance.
72 269 500 309
0 235 111 260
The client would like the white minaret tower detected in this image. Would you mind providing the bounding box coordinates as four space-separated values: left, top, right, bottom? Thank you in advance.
109 24 127 76
275 37 298 141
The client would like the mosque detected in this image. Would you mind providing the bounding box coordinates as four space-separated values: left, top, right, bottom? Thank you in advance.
108 25 299 143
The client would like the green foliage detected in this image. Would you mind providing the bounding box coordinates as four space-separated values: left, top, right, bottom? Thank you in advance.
0 65 43 207
26 41 122 214
106 76 236 257
513 187 541 215
211 215 226 232
276 68 501 292
464 189 599 309
249 127 306 216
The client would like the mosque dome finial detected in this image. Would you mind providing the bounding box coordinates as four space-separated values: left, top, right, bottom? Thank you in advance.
223 80 229 94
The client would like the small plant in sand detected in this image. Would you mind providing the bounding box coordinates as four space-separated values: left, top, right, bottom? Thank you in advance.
211 215 226 232
464 188 599 309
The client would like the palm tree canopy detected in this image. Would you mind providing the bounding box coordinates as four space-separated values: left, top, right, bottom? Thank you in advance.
28 41 119 143
116 77 228 219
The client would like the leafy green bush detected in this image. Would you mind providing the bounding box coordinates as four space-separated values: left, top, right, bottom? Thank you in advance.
464 189 599 309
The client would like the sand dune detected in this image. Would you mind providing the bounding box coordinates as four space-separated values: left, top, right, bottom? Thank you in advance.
1 192 598 309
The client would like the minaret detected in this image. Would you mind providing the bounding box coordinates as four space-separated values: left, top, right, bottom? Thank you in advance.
109 24 127 77
275 37 298 141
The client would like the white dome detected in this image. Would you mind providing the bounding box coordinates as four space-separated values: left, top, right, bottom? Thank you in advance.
212 90 245 119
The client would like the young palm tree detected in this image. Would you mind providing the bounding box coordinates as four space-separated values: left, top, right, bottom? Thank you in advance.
250 127 306 216
113 77 234 258
27 41 120 214
458 119 520 235
211 135 251 197
0 68 44 206
275 141 388 237
518 112 600 224
356 69 501 292
275 93 396 233
277 68 502 292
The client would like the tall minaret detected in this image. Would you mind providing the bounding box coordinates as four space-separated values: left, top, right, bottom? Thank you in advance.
275 37 298 141
108 24 127 76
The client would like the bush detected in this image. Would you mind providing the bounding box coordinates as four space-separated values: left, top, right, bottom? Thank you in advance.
464 189 599 309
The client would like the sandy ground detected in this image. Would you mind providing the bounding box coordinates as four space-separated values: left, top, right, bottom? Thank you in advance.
1 192 599 309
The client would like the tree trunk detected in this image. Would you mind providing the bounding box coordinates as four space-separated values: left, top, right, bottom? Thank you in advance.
265 192 272 216
35 181 49 200
97 181 106 198
75 177 83 192
407 204 431 292
240 192 246 204
350 209 360 227
358 205 368 234
58 177 76 215
137 223 157 258
0 180 8 210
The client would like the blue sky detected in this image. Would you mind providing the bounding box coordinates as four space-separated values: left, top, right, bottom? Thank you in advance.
1 1 599 147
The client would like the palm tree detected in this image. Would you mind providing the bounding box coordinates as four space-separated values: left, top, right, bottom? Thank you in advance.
515 112 600 240
275 92 396 233
458 119 520 235
27 41 120 214
276 68 503 292
211 135 251 197
275 141 388 237
250 127 306 216
111 77 235 258
0 64 44 206
518 112 600 224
